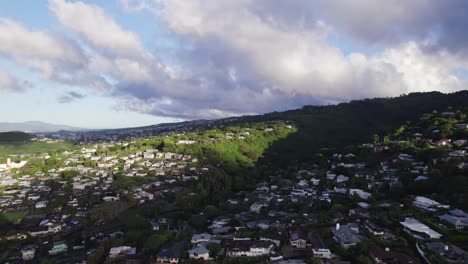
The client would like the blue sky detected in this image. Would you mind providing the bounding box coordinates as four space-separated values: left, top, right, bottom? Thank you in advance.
0 0 467 129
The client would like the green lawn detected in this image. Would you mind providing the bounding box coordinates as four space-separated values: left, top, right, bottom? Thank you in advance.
0 211 28 225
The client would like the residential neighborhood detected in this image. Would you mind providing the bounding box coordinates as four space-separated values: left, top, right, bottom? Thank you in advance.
0 110 467 263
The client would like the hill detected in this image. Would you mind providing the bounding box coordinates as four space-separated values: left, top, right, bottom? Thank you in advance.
0 121 83 133
251 91 468 166
0 132 33 142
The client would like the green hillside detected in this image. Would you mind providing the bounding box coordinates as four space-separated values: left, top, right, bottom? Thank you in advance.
0 132 76 162
0 131 33 142
251 91 468 167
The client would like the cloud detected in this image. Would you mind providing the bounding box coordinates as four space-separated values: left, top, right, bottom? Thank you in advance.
57 91 86 104
0 18 112 93
0 70 30 93
70 0 468 119
0 18 84 64
3 0 468 120
49 0 149 60
120 0 156 12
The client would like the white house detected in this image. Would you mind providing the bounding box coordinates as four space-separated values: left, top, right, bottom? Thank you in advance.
400 218 442 239
413 196 449 211
191 233 212 244
21 246 36 260
109 246 136 258
188 245 210 260
289 228 307 249
312 248 332 259
227 241 273 257
35 201 48 208
250 201 268 213
349 189 371 200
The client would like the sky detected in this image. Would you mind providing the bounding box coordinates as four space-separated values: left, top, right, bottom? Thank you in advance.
1 0 468 129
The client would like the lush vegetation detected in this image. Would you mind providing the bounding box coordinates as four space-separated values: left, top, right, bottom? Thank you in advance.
0 132 33 142
247 91 468 167
0 140 77 163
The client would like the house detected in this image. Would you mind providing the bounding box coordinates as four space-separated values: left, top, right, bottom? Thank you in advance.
211 217 231 228
310 178 320 186
425 242 468 263
413 196 449 211
191 233 212 244
21 245 37 260
250 201 268 213
151 220 162 231
336 175 349 183
188 245 210 261
156 241 186 264
28 226 49 237
103 193 120 202
260 236 281 247
449 150 466 157
109 246 136 258
400 217 442 239
288 227 307 249
312 248 332 259
48 241 68 255
331 223 365 248
369 247 417 263
227 241 274 257
363 221 384 236
438 209 468 230
349 189 371 200
35 200 48 208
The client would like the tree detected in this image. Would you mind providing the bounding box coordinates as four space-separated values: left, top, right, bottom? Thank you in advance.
143 231 173 254
372 134 380 144
190 215 207 230
207 243 221 258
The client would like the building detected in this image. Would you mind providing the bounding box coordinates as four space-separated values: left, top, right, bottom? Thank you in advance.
331 223 365 248
109 246 136 258
400 218 442 239
349 189 371 200
191 233 212 244
188 245 210 261
227 241 274 257
35 200 48 208
438 209 468 230
312 248 332 259
369 247 417 263
413 196 449 211
48 241 68 255
288 227 307 249
156 241 186 264
425 242 468 263
363 221 384 236
21 245 36 260
250 201 268 213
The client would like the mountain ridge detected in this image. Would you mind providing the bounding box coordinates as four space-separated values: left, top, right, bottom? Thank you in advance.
0 121 84 133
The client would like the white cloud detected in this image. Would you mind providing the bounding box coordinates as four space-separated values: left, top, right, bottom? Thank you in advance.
3 0 468 120
0 18 84 65
49 0 148 60
0 70 29 92
151 0 467 102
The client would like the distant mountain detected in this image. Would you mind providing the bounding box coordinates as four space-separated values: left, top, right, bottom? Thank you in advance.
0 121 84 133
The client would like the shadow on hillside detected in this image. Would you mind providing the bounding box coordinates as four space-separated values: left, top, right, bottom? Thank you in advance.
252 91 468 173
